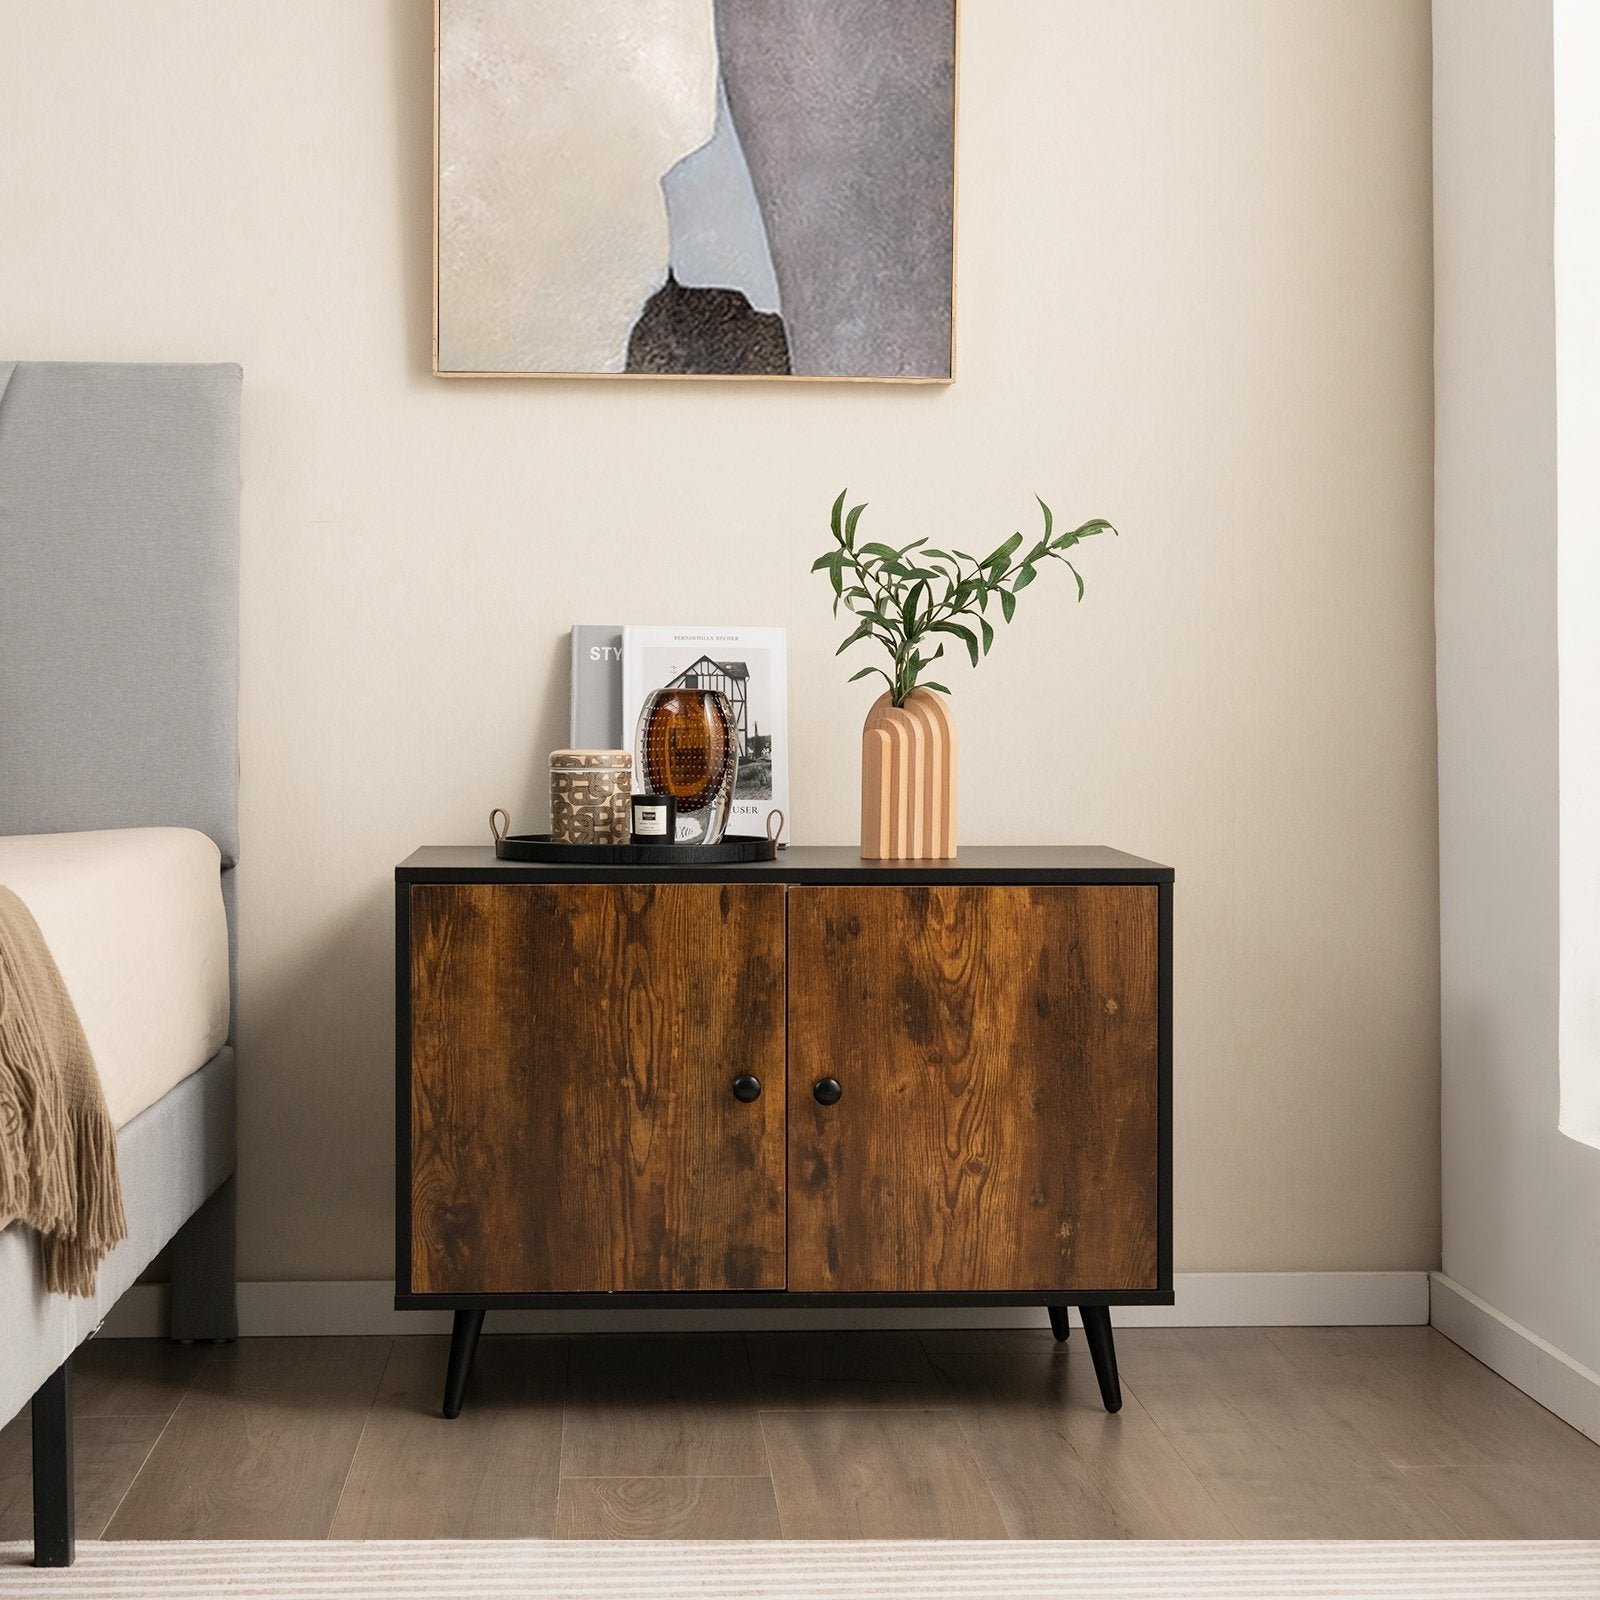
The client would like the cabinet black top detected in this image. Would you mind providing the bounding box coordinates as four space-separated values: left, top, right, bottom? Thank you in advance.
396 845 1174 886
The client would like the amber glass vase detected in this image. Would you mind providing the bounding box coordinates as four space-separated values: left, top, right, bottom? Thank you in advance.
633 688 740 844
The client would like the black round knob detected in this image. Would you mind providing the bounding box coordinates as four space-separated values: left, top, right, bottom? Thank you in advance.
732 1074 762 1103
813 1077 843 1106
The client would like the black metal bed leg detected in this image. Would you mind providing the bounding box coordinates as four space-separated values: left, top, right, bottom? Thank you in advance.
31 1357 74 1568
1080 1305 1122 1413
442 1309 485 1419
1047 1305 1071 1342
169 1173 239 1343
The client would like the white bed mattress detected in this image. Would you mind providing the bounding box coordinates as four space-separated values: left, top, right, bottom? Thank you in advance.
0 829 229 1129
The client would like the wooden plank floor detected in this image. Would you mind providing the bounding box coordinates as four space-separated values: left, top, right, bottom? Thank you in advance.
3 1327 1599 1541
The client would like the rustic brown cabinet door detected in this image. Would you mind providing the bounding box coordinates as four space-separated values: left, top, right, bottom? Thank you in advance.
787 885 1160 1293
409 882 786 1294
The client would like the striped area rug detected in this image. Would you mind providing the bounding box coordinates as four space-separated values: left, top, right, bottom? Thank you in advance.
3 1542 1599 1598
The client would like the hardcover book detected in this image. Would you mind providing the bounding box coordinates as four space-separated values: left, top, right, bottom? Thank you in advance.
569 625 625 748
620 625 789 843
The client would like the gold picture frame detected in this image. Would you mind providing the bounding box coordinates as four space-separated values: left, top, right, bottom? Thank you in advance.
432 0 959 383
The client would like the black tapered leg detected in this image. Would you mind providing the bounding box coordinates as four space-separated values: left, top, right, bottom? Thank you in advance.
1047 1305 1071 1342
31 1358 74 1568
442 1310 485 1419
1080 1305 1122 1413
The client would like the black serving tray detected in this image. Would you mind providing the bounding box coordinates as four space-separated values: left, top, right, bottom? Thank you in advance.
494 833 778 866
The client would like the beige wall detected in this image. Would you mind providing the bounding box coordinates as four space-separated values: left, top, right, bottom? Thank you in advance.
0 0 1437 1284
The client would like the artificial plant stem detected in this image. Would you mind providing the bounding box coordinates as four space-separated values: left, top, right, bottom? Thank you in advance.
851 548 910 697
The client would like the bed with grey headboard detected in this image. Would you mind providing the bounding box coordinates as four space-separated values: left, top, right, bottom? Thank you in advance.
0 361 241 1567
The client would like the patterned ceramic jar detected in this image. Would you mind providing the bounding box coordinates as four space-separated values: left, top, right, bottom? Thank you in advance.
549 749 631 844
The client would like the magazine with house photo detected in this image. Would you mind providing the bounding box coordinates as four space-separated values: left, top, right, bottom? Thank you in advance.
620 625 789 844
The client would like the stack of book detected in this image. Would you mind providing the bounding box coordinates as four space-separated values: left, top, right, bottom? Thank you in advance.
570 624 790 843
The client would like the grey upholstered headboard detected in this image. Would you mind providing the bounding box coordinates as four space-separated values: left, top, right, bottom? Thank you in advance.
0 362 241 864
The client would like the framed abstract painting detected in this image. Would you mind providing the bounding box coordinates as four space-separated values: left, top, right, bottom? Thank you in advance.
433 1 957 382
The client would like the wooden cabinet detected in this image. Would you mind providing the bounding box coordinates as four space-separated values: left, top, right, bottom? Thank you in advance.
397 846 1172 1416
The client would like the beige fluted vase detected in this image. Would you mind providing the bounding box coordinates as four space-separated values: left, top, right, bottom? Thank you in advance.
860 688 957 860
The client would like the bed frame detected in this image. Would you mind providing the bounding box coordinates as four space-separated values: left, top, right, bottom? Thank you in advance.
0 362 242 1567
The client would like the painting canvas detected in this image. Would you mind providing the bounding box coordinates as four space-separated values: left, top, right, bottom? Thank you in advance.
434 1 957 381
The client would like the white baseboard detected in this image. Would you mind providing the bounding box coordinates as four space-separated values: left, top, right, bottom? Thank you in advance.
98 1270 1428 1339
1429 1272 1600 1444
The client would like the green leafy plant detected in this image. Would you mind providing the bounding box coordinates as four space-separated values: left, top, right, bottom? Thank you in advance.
812 490 1118 706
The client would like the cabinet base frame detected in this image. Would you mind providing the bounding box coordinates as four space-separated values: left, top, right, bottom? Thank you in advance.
398 1289 1173 1310
416 1292 1160 1418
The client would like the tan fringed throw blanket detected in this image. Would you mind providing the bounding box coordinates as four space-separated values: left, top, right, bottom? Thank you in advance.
0 885 126 1295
